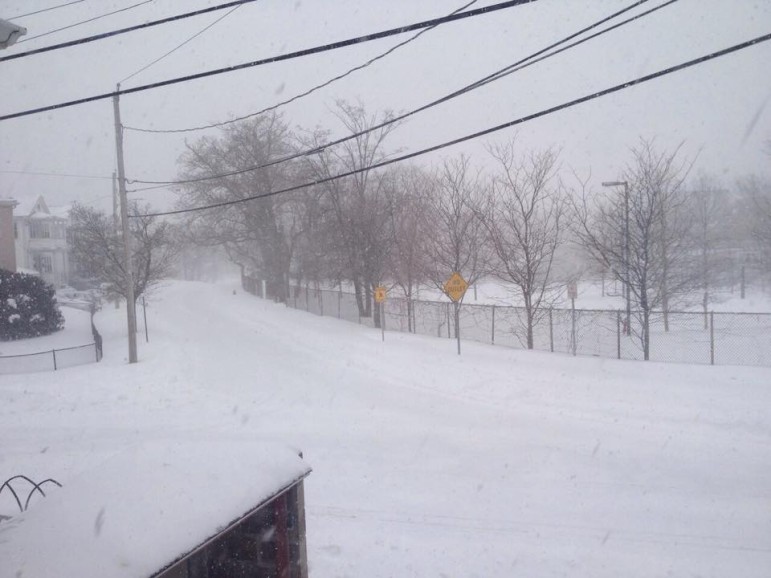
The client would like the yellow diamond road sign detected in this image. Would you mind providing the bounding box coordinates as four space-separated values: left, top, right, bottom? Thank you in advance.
374 286 387 303
444 272 468 302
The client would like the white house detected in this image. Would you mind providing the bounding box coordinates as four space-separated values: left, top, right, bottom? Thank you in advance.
13 196 71 287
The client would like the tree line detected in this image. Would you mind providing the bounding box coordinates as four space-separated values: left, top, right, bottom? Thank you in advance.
68 102 771 359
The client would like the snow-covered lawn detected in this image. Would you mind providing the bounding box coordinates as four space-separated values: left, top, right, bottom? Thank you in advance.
0 305 93 357
0 305 97 374
1 280 770 577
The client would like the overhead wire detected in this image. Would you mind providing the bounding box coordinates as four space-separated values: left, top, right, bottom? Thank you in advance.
128 0 667 187
0 169 113 180
7 0 85 20
119 3 246 84
0 0 537 120
1 0 262 61
124 0 479 133
15 0 155 44
131 31 771 218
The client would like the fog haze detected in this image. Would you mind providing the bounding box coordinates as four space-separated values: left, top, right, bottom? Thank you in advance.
1 0 769 211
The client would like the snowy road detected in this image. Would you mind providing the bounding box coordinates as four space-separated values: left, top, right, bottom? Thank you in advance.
1 280 770 577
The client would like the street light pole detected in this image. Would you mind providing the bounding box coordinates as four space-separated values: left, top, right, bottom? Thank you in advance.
602 180 631 336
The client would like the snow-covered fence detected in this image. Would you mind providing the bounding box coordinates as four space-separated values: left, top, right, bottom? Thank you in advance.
0 342 101 375
247 281 771 367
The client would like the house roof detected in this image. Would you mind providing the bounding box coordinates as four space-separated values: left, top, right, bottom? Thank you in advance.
11 195 70 220
0 439 311 578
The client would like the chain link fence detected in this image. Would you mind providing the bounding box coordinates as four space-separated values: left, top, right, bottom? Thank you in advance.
0 343 101 375
247 280 771 367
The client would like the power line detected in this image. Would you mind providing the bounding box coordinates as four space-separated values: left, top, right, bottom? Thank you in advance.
16 0 155 44
0 169 113 180
455 0 679 106
129 0 665 187
124 0 479 133
120 3 246 84
1 0 262 62
0 0 537 120
131 32 771 218
7 0 85 20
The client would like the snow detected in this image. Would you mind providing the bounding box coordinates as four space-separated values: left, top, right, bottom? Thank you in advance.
414 278 771 313
1 280 770 577
0 440 309 578
0 305 96 374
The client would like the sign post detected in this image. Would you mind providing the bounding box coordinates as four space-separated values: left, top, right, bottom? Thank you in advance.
374 286 387 342
443 272 468 355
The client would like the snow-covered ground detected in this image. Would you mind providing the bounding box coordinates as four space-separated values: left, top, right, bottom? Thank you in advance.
0 305 93 357
1 280 770 577
0 305 97 374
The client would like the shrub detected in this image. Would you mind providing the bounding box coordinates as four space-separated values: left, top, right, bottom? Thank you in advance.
0 269 65 341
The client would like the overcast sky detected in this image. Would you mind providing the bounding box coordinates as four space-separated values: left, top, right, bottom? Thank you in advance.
1 0 769 214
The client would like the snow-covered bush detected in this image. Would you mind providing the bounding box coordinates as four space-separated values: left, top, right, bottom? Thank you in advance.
0 269 65 341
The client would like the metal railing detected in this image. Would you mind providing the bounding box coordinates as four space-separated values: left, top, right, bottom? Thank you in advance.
247 281 771 367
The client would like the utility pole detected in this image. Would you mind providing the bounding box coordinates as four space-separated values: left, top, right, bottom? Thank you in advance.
112 170 119 232
113 84 138 363
112 170 120 310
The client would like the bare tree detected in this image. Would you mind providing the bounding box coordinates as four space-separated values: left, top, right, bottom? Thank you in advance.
737 174 771 287
423 155 492 337
571 139 694 359
177 113 299 302
483 141 566 349
385 165 433 331
298 101 400 326
689 174 730 326
69 202 177 304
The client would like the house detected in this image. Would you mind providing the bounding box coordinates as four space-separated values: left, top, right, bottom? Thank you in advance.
0 199 17 272
0 440 312 578
13 195 71 287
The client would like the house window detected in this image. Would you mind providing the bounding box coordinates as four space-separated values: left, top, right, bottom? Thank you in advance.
33 253 53 273
30 221 50 239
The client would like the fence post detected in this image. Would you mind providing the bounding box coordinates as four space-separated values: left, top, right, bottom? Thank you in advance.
571 301 577 356
549 308 554 353
319 291 324 317
616 310 621 359
710 311 715 365
52 349 57 371
491 305 496 345
338 289 342 319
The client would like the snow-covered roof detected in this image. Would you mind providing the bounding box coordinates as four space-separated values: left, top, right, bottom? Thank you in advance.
10 195 69 220
0 440 311 578
12 196 42 217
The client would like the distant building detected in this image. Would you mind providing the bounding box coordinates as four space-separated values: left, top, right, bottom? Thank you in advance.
13 196 71 287
0 199 17 272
